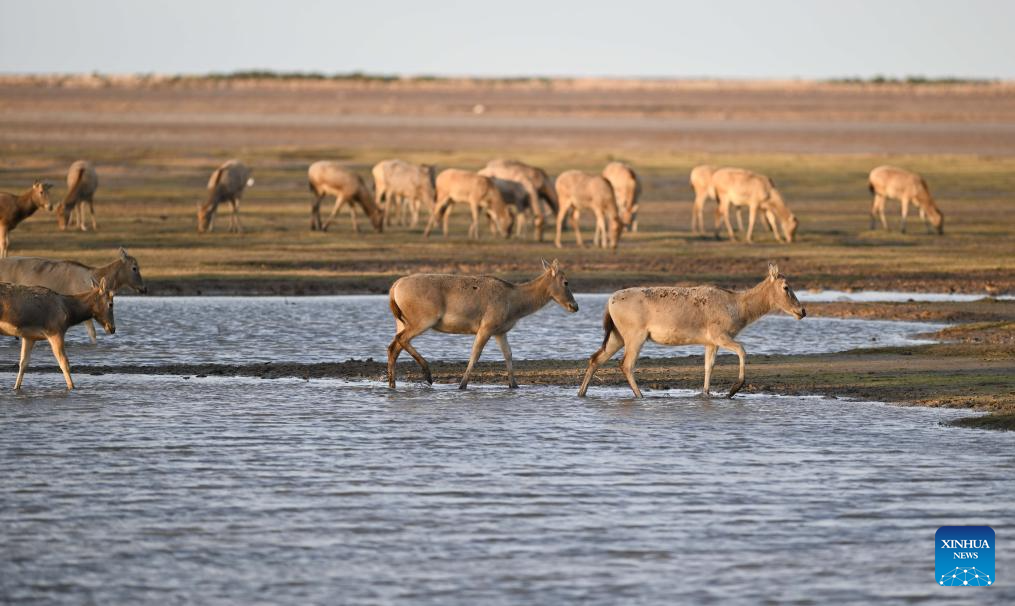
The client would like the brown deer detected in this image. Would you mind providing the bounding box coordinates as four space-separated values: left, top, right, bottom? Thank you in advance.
57 160 99 231
372 159 435 228
0 247 145 343
387 259 579 390
578 263 806 399
0 181 53 258
198 160 252 233
423 169 514 239
868 165 944 234
711 168 798 243
602 161 641 232
309 161 384 233
479 159 559 241
554 170 624 249
0 278 116 390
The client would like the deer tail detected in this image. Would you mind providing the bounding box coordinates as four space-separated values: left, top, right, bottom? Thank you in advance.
62 166 87 206
389 289 406 325
600 307 618 349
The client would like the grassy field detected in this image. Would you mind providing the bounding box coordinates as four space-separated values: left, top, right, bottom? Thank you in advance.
1 146 1013 295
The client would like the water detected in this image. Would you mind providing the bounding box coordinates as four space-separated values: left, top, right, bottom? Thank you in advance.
798 290 1011 303
1 375 1012 604
0 295 946 368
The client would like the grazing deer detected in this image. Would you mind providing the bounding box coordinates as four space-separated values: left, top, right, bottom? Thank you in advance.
309 161 384 233
868 165 944 234
387 259 579 389
423 169 514 239
554 170 624 249
198 160 253 233
489 177 534 237
0 278 116 390
0 247 145 343
0 181 53 258
602 162 641 232
579 263 806 399
57 160 99 231
372 159 435 228
479 159 559 241
711 168 798 243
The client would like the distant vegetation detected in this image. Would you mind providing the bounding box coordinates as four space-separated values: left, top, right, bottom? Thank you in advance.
827 75 998 85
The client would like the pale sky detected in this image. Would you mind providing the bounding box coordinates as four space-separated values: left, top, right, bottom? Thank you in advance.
2 0 1013 79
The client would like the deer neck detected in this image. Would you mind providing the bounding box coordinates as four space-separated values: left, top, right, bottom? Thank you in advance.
735 280 775 330
509 272 553 320
15 190 41 219
66 290 99 326
91 260 121 290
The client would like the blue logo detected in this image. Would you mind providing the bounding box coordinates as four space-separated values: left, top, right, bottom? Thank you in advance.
936 526 994 587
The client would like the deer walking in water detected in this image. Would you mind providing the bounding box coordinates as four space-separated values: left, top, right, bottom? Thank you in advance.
308 161 384 233
711 168 798 243
372 159 435 229
554 170 624 249
868 165 944 234
57 160 99 231
0 247 145 343
387 259 579 390
0 181 53 258
198 160 252 233
578 263 806 399
602 162 641 232
423 169 514 239
0 278 116 390
479 159 559 241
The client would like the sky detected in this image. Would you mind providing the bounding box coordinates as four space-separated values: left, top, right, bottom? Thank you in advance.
2 0 1013 79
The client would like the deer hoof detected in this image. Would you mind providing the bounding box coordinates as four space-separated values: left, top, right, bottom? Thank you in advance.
509 381 519 389
727 381 744 398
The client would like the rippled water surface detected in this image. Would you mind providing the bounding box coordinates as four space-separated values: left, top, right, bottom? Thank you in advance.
2 375 1012 604
0 295 945 367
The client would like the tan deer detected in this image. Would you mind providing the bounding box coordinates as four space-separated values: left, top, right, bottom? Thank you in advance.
578 263 806 399
0 181 53 258
479 159 559 241
423 169 514 239
602 162 641 232
0 247 145 343
309 161 384 233
0 278 116 390
554 170 624 249
57 160 99 231
868 165 944 234
711 168 798 243
387 259 579 389
372 159 435 228
198 160 253 233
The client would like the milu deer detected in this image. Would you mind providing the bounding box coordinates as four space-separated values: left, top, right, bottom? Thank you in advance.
309 161 384 233
579 263 805 399
479 159 559 241
198 160 253 233
57 160 99 232
602 162 641 232
387 259 579 390
0 278 116 390
554 170 624 249
0 181 53 258
868 165 944 234
372 159 435 228
423 169 514 239
710 168 798 243
0 247 145 343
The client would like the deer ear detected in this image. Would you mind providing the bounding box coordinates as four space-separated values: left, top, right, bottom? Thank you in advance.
118 246 128 259
541 258 550 271
768 262 779 279
99 277 109 292
90 277 100 290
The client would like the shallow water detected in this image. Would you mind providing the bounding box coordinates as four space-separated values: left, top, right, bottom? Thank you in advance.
798 290 1011 303
1 375 1012 604
0 295 945 368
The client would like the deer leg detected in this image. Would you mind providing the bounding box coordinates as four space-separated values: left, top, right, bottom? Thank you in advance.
230 199 243 233
691 193 704 233
744 204 758 244
77 203 88 232
410 197 421 229
702 344 718 395
572 210 585 247
441 201 454 237
718 338 747 398
47 334 74 390
379 189 391 226
494 334 518 388
735 207 745 232
554 203 569 248
388 324 434 387
310 193 324 230
900 197 910 233
14 338 35 390
84 319 98 344
620 332 647 398
722 203 738 242
468 203 481 240
877 195 889 230
321 196 347 232
88 200 98 231
578 328 625 397
423 198 444 238
0 227 8 258
459 329 493 390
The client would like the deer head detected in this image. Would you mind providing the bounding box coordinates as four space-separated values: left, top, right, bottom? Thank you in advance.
89 277 116 334
766 263 805 320
541 258 579 313
115 247 147 294
32 181 54 211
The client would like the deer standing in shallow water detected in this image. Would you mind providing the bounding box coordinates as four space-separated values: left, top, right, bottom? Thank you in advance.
868 165 944 234
578 263 806 399
309 161 384 233
0 181 53 258
387 259 579 390
0 278 116 390
198 160 252 233
57 160 99 231
0 247 145 343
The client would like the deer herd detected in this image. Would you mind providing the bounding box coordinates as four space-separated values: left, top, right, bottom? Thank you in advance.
0 158 945 393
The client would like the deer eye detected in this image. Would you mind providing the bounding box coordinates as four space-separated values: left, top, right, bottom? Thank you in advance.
563 280 569 286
